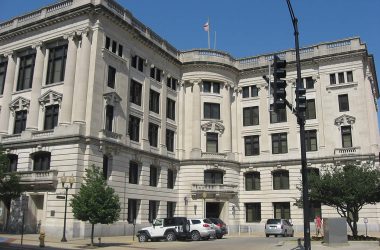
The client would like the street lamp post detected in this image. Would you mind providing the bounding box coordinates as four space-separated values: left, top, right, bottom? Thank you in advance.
60 174 74 242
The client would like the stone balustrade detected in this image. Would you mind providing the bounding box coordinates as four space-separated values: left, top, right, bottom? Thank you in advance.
201 152 227 159
334 147 361 155
16 170 58 190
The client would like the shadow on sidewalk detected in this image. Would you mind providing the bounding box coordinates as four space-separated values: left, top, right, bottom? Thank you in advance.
290 238 305 250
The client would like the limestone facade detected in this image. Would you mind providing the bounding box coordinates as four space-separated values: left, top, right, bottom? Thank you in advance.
0 0 379 238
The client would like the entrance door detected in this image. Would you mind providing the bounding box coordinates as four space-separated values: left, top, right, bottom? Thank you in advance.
206 202 222 218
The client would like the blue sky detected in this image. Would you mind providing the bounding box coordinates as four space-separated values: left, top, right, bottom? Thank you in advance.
1 0 380 125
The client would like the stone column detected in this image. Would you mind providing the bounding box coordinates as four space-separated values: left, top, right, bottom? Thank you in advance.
177 80 185 159
160 73 168 154
191 79 201 158
222 82 232 156
0 52 16 134
141 65 152 150
72 28 92 124
59 33 78 125
26 42 45 131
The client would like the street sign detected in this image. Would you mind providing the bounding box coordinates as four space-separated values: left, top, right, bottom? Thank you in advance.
56 195 66 199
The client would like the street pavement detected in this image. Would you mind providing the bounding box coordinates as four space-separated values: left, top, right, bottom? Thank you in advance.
0 232 379 250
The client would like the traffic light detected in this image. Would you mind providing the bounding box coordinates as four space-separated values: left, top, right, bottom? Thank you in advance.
272 55 287 110
296 86 307 113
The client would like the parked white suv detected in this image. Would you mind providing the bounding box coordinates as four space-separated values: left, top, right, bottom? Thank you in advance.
137 217 190 242
188 218 216 241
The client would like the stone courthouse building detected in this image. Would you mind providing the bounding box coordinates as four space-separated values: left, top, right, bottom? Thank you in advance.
0 0 379 238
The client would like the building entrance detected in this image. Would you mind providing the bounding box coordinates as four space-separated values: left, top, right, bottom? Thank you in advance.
206 202 223 218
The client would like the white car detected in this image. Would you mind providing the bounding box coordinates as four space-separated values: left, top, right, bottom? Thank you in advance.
187 218 216 241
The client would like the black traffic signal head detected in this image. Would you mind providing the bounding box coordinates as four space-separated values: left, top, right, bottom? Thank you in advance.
272 55 287 110
296 87 307 113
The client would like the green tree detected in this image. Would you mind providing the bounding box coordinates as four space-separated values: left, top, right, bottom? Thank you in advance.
71 165 120 245
306 163 380 237
0 147 22 231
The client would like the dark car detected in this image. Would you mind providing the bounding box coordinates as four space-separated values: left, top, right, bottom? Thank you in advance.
208 218 228 239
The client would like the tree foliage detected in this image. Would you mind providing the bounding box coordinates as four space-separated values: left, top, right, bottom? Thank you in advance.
70 165 120 245
0 147 22 231
307 163 380 237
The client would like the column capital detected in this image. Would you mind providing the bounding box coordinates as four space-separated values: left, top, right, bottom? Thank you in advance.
76 27 92 38
234 86 242 93
190 79 202 86
224 81 233 90
31 41 44 50
63 31 78 41
312 74 319 82
3 50 14 58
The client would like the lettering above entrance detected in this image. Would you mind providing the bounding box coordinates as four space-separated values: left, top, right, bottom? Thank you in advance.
191 183 237 200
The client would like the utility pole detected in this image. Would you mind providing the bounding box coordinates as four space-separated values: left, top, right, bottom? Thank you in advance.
286 0 311 249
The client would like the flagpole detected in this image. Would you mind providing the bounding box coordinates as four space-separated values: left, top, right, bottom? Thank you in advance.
214 31 217 50
207 17 210 49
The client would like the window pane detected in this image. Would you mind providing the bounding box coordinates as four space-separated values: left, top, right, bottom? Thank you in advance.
213 83 220 93
242 87 249 98
338 94 349 112
203 81 211 92
306 99 316 120
347 71 353 82
206 133 218 152
338 72 345 83
329 74 336 85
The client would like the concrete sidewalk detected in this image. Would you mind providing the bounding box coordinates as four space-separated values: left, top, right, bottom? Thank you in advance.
0 233 379 250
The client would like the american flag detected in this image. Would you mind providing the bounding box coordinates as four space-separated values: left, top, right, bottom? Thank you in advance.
203 21 209 32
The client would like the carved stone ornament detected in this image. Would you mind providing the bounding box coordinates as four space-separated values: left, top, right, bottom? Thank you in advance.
334 114 356 127
9 96 30 114
103 92 122 106
201 121 225 134
39 90 63 110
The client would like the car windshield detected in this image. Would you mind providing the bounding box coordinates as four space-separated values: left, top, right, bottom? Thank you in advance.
267 219 281 224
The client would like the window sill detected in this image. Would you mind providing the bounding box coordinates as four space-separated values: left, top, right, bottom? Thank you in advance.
242 96 260 101
326 82 358 91
43 81 64 88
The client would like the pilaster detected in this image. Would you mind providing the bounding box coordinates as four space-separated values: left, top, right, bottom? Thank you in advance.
0 51 16 134
191 79 201 158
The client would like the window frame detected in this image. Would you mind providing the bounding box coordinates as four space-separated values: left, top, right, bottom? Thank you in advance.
128 115 140 142
130 79 142 106
166 129 175 152
14 110 27 134
107 65 116 88
46 44 67 85
149 165 158 187
167 168 174 189
272 170 289 190
17 52 36 91
204 170 224 184
0 59 7 95
245 171 260 191
149 89 160 114
244 135 260 156
338 94 349 112
206 132 218 153
149 200 158 223
32 151 51 171
204 102 220 119
305 99 316 120
273 202 291 219
6 154 18 173
245 203 261 222
270 105 287 123
127 199 138 223
243 106 259 126
129 161 139 184
341 125 352 148
105 105 114 132
167 98 176 120
305 130 318 152
271 133 288 154
148 123 159 147
44 104 59 130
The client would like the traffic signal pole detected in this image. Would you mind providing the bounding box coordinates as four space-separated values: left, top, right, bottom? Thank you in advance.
286 0 311 249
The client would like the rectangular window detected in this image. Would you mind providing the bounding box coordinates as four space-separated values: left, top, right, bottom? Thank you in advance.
111 41 117 53
131 55 144 72
346 71 353 82
129 161 139 184
149 90 160 114
118 44 123 57
149 200 158 223
150 67 162 82
6 154 18 173
105 105 114 132
33 152 51 171
130 80 142 105
128 115 140 142
105 36 111 50
167 201 175 218
338 94 349 112
242 86 249 98
0 59 7 95
251 85 259 97
273 170 289 190
329 74 336 85
272 133 288 154
203 81 211 92
341 125 352 148
107 66 116 88
17 52 36 91
46 45 67 84
166 129 175 152
305 130 318 152
305 99 316 120
244 135 260 156
167 169 174 189
204 170 223 184
150 165 158 187
167 98 176 120
243 106 259 126
213 82 220 94
273 202 290 219
167 77 177 91
103 155 109 179
44 104 59 130
338 72 345 83
206 132 218 153
246 203 261 222
305 77 314 89
204 102 220 119
127 199 138 223
14 110 27 134
148 123 159 147
270 105 287 123
245 172 260 190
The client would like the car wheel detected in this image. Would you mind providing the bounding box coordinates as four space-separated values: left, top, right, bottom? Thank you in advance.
191 231 201 241
266 234 269 238
138 233 148 242
217 234 223 239
166 231 176 241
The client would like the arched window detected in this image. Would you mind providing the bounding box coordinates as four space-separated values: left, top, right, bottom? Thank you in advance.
245 171 260 191
6 154 18 172
32 152 51 171
272 170 289 190
204 170 223 184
